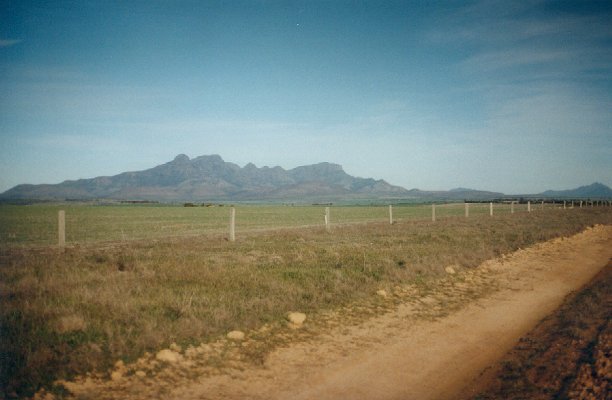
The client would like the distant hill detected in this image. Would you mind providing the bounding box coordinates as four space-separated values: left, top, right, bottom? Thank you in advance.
0 154 411 202
538 182 612 199
392 188 503 201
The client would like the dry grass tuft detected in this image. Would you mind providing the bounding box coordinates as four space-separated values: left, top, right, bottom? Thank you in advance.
53 315 87 334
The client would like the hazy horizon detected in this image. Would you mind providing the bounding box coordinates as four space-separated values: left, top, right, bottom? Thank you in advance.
1 1 611 194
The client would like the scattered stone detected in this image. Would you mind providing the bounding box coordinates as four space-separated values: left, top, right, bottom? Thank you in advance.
376 289 388 298
155 349 182 364
445 266 456 275
227 330 246 341
287 312 307 325
185 345 198 359
420 296 438 305
287 312 307 329
110 370 123 381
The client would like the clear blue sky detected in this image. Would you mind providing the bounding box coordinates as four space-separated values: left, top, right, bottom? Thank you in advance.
1 0 611 194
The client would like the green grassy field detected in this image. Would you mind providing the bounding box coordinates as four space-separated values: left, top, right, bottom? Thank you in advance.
0 203 610 397
0 202 561 247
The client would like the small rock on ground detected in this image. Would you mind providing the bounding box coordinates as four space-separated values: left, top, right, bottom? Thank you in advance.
287 312 307 325
227 330 246 340
155 349 182 364
110 371 123 381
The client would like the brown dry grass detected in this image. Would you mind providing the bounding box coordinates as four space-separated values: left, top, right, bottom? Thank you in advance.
1 207 611 397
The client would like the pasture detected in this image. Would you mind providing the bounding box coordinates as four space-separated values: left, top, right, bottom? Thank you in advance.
0 202 610 397
1 201 553 247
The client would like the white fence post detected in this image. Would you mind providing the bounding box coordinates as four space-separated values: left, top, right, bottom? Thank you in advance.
528 201 531 213
389 205 393 225
465 202 469 218
229 207 236 242
58 210 66 247
489 202 493 217
563 201 566 210
325 207 330 232
541 200 544 210
511 201 515 214
432 203 436 222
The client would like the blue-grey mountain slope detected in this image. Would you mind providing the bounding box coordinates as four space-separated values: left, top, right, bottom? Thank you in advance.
0 154 410 202
538 182 612 199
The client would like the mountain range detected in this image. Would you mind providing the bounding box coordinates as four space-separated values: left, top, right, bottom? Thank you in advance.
0 154 408 202
1 154 610 202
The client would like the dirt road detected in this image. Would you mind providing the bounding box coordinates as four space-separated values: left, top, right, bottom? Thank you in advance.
55 225 612 400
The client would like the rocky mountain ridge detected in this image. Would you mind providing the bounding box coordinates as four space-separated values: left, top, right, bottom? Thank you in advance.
0 154 409 201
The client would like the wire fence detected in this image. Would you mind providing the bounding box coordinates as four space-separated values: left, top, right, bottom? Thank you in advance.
0 200 609 248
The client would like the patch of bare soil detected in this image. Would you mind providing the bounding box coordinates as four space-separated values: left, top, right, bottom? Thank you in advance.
460 262 611 400
38 225 612 400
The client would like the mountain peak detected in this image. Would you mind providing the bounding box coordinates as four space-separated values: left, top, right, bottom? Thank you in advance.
173 154 190 163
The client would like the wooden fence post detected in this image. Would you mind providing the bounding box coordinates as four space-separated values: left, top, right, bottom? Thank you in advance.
432 203 436 222
541 200 544 210
388 205 393 225
229 207 236 242
325 207 330 232
511 201 514 214
465 202 469 218
489 202 493 217
563 201 566 210
58 210 65 247
528 201 531 213
580 200 583 208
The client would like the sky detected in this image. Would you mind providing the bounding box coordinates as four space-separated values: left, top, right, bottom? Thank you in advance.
1 0 611 194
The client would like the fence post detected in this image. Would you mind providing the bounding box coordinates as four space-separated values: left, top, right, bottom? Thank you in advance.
229 207 236 242
58 210 66 247
432 203 436 222
511 201 514 214
541 200 544 210
580 200 583 208
388 205 393 225
465 202 469 218
489 202 493 217
325 207 330 232
528 201 531 213
563 201 566 210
